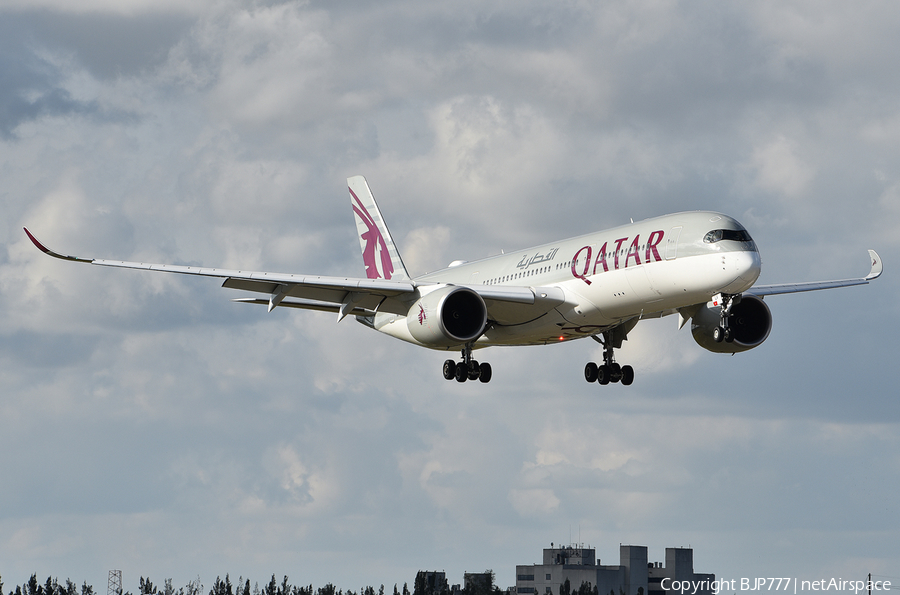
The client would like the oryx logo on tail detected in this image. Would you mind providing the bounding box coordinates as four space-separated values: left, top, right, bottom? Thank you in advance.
348 175 410 282
351 188 394 280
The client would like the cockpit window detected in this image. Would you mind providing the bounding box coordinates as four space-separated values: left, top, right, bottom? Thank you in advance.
704 229 753 243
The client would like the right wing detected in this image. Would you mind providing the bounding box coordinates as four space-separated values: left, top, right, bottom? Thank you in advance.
24 228 417 318
746 249 883 297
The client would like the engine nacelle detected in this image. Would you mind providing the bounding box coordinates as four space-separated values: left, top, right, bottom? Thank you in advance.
691 294 772 354
407 286 488 347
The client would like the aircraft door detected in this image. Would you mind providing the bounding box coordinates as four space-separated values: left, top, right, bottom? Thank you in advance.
665 226 682 260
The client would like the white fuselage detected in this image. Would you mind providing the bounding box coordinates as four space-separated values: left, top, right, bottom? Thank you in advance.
372 211 762 349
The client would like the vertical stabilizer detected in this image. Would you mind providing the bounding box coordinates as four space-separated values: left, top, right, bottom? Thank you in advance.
348 175 410 281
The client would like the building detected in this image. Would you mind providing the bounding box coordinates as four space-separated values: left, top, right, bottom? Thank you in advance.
515 544 714 595
648 549 715 595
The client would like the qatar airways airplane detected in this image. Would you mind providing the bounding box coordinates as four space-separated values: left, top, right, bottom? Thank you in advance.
25 175 882 385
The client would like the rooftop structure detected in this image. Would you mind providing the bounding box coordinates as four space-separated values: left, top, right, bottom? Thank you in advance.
515 544 714 595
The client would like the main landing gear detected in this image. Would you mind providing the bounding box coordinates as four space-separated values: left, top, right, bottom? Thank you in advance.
713 293 738 343
442 343 492 383
584 330 634 386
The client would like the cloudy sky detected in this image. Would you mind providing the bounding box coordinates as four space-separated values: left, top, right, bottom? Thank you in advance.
2 0 899 591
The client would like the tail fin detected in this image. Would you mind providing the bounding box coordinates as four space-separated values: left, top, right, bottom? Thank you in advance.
348 175 410 281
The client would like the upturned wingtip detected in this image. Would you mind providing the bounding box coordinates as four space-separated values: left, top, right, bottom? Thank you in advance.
23 227 50 254
866 249 883 281
22 227 93 263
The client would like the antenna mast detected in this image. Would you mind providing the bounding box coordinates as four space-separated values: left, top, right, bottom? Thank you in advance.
108 571 122 595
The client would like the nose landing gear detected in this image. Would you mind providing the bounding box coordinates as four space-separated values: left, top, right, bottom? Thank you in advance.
712 293 739 343
442 343 492 383
584 330 634 386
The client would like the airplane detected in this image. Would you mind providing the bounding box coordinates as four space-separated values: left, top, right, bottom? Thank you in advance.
24 175 883 385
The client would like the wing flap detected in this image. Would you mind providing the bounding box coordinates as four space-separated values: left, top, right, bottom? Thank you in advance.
220 277 392 308
231 297 376 316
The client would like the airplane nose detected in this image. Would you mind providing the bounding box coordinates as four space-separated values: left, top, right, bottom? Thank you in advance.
734 250 761 284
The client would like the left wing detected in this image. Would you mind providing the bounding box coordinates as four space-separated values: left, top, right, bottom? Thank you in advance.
24 227 417 317
23 228 567 323
746 249 882 297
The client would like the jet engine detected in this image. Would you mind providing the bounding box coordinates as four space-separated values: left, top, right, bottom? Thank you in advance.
691 294 772 354
407 286 488 347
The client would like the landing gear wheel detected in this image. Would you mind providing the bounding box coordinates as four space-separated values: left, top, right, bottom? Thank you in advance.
443 359 456 380
455 362 468 382
610 363 623 383
588 330 635 387
478 362 492 383
713 325 725 343
445 343 491 384
597 364 611 385
724 327 734 342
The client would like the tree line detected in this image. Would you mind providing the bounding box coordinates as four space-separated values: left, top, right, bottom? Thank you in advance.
1 572 501 595
0 576 394 595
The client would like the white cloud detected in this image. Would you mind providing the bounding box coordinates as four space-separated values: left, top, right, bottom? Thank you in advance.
508 488 560 517
402 226 452 276
0 0 223 16
749 135 815 199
